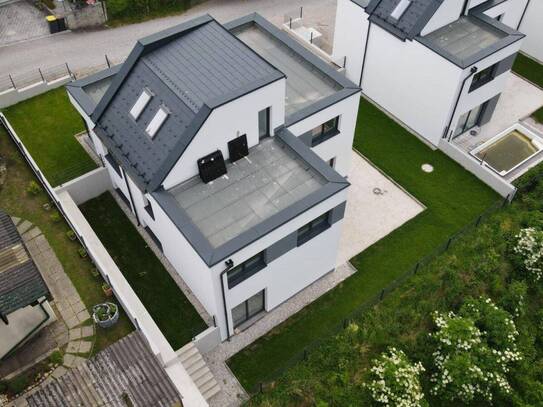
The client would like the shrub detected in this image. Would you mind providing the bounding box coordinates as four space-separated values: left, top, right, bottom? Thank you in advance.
429 298 521 404
49 211 61 223
26 181 41 196
7 376 29 395
49 350 63 366
366 347 426 407
514 228 543 281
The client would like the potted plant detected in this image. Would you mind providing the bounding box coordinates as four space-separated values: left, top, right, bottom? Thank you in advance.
91 267 100 278
78 247 87 258
66 230 77 241
102 282 113 297
92 302 119 328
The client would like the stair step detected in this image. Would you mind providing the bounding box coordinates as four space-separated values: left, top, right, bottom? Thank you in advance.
181 352 203 370
178 346 199 363
186 359 206 376
200 379 220 400
190 366 211 383
195 371 214 387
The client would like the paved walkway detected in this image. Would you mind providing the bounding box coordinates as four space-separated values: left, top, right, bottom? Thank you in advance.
0 0 49 47
2 218 95 406
0 0 336 77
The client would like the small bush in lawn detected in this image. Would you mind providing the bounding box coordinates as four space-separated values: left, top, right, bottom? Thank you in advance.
366 347 426 407
514 228 543 281
49 350 63 366
430 297 521 404
26 181 41 196
49 211 61 223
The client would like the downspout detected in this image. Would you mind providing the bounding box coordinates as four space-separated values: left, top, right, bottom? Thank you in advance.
1 300 51 361
443 66 478 142
461 0 470 15
122 168 140 226
220 260 234 341
359 21 372 88
516 0 531 30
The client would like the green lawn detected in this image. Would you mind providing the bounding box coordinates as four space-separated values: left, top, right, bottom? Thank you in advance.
106 0 196 26
2 88 97 186
533 106 543 124
80 192 207 349
0 126 133 353
513 53 543 89
228 98 499 392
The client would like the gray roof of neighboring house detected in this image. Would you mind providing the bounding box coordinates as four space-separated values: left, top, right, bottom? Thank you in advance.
89 14 284 192
366 0 444 40
0 211 50 317
26 331 182 407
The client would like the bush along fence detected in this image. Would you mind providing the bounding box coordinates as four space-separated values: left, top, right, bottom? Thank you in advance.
239 188 524 397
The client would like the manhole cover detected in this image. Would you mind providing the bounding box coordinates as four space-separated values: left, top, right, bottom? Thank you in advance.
421 163 434 173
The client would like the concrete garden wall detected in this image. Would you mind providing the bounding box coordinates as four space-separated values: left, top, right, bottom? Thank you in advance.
0 76 72 109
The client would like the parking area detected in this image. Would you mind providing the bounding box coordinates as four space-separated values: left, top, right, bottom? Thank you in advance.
0 0 49 47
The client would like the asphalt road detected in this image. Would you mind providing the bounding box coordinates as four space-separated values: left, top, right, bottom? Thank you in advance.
0 0 336 77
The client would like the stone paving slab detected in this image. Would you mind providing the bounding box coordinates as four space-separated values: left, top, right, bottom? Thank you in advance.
81 326 94 338
11 216 21 226
69 328 82 341
0 0 49 47
51 366 67 379
16 219 32 234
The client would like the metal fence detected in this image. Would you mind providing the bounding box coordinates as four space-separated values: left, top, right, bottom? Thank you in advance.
240 182 537 397
0 63 73 93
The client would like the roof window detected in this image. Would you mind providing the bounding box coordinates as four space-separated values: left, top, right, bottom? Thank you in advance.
146 106 169 138
390 0 411 20
130 88 152 120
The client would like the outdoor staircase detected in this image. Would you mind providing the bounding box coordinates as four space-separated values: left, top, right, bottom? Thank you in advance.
176 342 221 401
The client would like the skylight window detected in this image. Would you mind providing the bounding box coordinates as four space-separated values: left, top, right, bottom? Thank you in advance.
390 0 411 20
130 88 152 120
146 106 169 138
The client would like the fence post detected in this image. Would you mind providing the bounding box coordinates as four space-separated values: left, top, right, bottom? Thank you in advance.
8 74 16 89
300 6 303 19
343 56 347 69
105 54 111 68
310 31 313 44
380 289 385 301
475 215 482 227
445 237 452 251
413 262 420 275
38 68 45 83
65 62 73 79
289 17 292 29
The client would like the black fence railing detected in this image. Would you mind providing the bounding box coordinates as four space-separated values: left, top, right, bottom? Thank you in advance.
239 184 533 397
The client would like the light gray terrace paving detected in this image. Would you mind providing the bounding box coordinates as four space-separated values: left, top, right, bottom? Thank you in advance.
170 137 326 248
424 16 506 60
234 24 341 117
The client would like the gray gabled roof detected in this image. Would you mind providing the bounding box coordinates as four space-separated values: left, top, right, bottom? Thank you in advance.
91 14 284 192
26 331 182 407
0 211 50 317
366 0 444 40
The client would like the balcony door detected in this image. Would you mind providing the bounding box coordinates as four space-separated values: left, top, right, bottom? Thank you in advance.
454 102 486 138
232 290 265 329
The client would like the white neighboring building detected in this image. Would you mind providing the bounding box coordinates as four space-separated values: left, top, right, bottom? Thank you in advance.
333 0 526 147
67 14 360 342
516 0 543 63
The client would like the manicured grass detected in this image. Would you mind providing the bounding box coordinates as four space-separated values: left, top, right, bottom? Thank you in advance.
106 0 194 27
533 106 543 124
228 98 499 392
0 126 133 354
2 88 96 186
513 53 543 89
80 192 207 350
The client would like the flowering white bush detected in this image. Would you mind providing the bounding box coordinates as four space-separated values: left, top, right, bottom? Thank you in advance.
514 228 543 280
430 298 521 403
366 348 426 407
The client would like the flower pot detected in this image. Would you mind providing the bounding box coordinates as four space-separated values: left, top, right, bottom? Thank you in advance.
92 302 119 328
102 284 113 297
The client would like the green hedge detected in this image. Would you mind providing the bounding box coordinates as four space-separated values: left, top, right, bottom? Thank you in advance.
106 0 191 22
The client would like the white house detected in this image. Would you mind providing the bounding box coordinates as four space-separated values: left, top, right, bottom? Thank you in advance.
333 0 526 147
515 0 543 63
67 14 361 341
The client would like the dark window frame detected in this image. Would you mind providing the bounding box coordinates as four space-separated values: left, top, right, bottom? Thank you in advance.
227 252 266 288
258 107 271 139
297 212 331 246
308 116 340 147
144 198 154 220
469 64 498 92
454 101 488 137
232 290 265 329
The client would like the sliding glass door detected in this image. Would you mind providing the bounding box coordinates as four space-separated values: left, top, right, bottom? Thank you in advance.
454 102 486 138
232 290 265 329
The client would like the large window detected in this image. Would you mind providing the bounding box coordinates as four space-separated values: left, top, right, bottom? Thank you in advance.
227 252 266 288
469 64 497 92
454 102 487 137
307 116 340 147
297 212 330 246
258 107 270 139
130 88 152 120
232 290 265 329
146 106 169 138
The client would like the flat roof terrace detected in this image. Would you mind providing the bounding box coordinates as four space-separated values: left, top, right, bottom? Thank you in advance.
420 15 523 68
232 23 342 118
169 137 326 248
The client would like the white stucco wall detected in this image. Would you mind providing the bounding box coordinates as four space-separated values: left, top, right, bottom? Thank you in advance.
332 0 368 86
518 0 543 63
162 79 286 190
479 0 529 28
287 93 361 177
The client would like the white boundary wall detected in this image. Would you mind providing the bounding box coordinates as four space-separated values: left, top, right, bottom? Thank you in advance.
438 138 517 198
0 113 208 407
0 76 72 109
